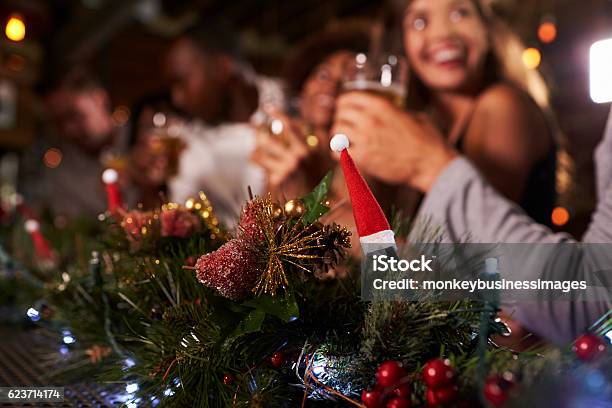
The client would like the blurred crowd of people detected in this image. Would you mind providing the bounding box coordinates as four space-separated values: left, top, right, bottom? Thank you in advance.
24 0 559 236
13 0 612 346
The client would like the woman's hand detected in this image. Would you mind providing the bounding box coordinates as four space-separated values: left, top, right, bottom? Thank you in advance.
332 92 457 192
251 111 310 192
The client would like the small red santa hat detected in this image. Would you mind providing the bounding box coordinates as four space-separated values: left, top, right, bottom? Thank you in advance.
330 134 396 249
102 168 124 213
24 219 54 260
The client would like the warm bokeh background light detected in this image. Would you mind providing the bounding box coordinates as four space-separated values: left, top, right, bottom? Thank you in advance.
551 206 570 227
538 22 557 43
5 15 26 42
522 47 542 69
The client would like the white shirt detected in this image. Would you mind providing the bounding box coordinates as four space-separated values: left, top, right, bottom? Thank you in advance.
169 76 285 228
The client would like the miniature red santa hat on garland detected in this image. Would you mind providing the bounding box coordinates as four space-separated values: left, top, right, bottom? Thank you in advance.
102 168 124 213
330 133 396 251
24 219 54 261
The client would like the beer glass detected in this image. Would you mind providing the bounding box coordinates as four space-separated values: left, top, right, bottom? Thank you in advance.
342 53 408 108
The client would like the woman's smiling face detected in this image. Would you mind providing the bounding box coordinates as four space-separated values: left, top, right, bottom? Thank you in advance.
403 0 490 94
300 51 354 130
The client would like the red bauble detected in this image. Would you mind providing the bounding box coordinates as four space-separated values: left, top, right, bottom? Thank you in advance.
573 333 607 361
270 351 285 368
386 397 410 408
393 383 412 398
433 384 459 405
361 389 383 408
223 373 235 385
237 199 265 241
483 374 515 407
422 359 455 389
376 360 407 388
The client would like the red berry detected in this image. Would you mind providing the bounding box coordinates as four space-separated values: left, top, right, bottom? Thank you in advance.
422 359 455 389
573 333 607 361
393 383 412 398
185 256 195 267
362 389 383 408
223 373 234 385
376 360 407 388
483 374 515 407
425 384 458 407
433 384 458 405
426 388 439 406
270 351 285 368
386 397 410 408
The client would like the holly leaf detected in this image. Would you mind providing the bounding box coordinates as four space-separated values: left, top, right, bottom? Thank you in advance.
229 309 266 338
242 292 299 323
301 171 333 224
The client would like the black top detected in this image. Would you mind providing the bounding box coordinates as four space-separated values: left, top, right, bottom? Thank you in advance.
456 129 557 228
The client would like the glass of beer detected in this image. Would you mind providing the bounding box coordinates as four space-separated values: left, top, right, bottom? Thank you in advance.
342 53 408 108
147 114 186 178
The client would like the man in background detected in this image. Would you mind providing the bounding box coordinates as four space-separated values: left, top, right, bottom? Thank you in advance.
21 67 130 219
165 23 284 227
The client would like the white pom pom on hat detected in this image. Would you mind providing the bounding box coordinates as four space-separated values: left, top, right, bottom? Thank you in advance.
24 219 40 233
330 133 349 152
102 168 119 184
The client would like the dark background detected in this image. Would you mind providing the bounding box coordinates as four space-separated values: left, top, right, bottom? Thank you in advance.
1 0 612 236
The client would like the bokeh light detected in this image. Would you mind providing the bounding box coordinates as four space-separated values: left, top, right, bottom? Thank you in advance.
5 15 25 42
538 22 557 44
43 148 63 168
590 38 612 103
522 48 542 69
551 206 570 226
306 134 319 148
112 106 130 125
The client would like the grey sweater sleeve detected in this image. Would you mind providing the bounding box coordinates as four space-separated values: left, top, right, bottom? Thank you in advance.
414 115 612 343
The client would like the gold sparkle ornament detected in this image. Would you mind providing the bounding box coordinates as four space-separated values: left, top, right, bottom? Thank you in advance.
284 199 305 219
271 202 284 220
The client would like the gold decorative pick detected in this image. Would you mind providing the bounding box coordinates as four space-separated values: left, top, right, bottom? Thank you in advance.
250 196 327 297
284 199 305 219
271 202 284 220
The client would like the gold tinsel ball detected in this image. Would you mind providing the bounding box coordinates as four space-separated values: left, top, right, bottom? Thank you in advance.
284 199 305 219
271 202 284 220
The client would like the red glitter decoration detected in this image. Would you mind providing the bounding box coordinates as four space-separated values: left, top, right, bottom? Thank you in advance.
195 239 262 301
160 208 201 238
121 210 154 242
237 199 265 241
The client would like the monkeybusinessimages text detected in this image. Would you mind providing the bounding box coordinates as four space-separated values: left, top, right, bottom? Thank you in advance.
370 254 588 294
